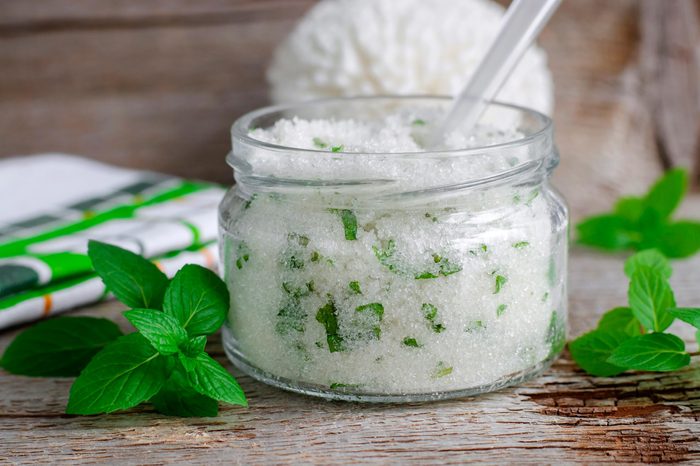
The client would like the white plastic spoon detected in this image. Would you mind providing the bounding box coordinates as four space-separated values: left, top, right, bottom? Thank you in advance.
430 0 561 145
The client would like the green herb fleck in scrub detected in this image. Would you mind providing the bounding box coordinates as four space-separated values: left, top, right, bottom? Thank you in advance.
0 241 246 417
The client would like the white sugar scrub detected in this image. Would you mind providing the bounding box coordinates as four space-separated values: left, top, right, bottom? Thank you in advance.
220 97 568 401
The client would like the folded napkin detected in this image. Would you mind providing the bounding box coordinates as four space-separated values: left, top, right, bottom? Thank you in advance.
0 154 224 330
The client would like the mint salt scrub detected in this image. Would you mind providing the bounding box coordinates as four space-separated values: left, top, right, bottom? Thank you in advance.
220 97 568 401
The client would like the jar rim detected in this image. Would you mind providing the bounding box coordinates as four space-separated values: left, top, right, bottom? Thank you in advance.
230 95 552 158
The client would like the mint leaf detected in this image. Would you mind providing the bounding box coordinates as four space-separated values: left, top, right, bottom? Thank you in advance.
624 249 672 279
331 145 344 153
163 264 229 337
607 333 690 372
178 353 247 407
568 329 630 376
576 214 638 250
433 361 453 378
88 240 169 309
656 221 700 258
181 335 207 357
332 209 358 240
348 281 361 294
354 303 384 339
1 317 123 377
66 333 167 414
597 307 642 337
316 298 344 352
313 137 327 149
124 309 187 355
644 168 687 219
666 307 700 328
150 367 218 417
614 196 645 223
628 267 675 332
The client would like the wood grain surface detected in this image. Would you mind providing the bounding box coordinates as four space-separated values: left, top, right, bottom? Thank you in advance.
2 196 700 465
1 0 700 222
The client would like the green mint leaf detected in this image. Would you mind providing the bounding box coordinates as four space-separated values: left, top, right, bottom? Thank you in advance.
576 214 638 250
373 239 399 273
666 307 700 328
66 333 167 415
348 281 362 294
494 274 507 294
88 240 169 309
614 196 645 223
316 298 344 352
568 329 630 376
643 168 687 219
332 209 358 240
607 333 690 372
513 241 529 249
412 118 427 126
312 137 327 149
178 353 247 407
422 303 445 333
628 267 676 332
597 307 642 337
276 295 307 335
402 337 422 348
656 221 700 258
465 320 486 333
0 317 123 377
163 264 229 337
150 367 218 417
181 336 207 357
123 309 187 355
623 249 672 279
331 145 344 153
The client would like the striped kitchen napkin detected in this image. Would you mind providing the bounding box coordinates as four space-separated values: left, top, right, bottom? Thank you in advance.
0 154 224 330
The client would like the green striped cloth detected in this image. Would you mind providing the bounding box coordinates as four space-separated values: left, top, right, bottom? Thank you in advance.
0 154 224 329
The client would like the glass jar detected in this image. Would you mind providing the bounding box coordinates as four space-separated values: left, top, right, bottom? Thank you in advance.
219 96 567 402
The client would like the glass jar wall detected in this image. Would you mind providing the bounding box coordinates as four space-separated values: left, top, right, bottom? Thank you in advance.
219 97 568 402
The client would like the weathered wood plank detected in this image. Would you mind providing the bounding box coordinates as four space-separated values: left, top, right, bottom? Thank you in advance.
1 196 700 464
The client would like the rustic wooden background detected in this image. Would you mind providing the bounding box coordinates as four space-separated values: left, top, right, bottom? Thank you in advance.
1 0 700 219
2 2 700 463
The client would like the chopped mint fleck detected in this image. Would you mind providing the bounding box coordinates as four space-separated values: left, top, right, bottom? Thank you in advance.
415 254 462 280
331 145 344 153
310 251 321 262
497 304 507 317
412 118 427 126
433 361 453 379
313 137 327 149
513 193 522 204
288 232 310 247
316 298 344 352
243 193 257 209
354 303 384 339
424 212 438 222
235 242 251 270
373 239 398 272
542 292 550 302
525 188 540 206
276 297 307 335
513 241 530 249
465 320 485 333
422 303 446 333
330 209 358 240
349 281 361 294
494 275 507 294
330 383 360 390
402 337 423 348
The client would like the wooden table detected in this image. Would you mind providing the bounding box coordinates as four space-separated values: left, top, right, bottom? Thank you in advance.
3 199 700 464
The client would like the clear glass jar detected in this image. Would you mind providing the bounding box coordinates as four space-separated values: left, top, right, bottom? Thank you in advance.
219 96 568 402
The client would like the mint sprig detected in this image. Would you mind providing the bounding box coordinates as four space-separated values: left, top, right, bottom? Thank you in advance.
576 169 700 258
1 240 246 417
570 250 698 375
